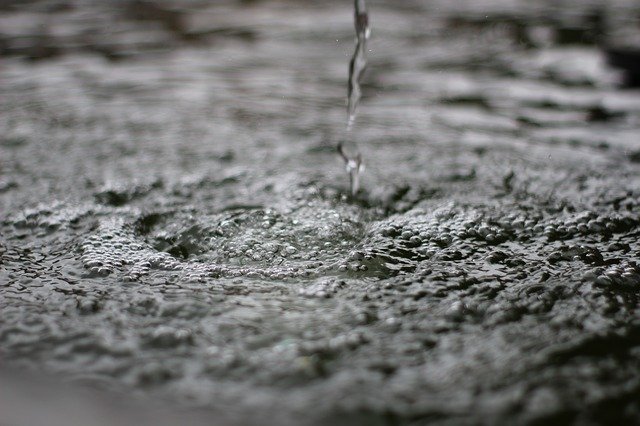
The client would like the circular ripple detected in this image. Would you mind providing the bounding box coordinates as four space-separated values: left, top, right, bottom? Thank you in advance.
80 196 374 282
79 196 640 287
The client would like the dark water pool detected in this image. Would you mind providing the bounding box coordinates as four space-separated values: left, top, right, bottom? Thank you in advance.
2 0 640 424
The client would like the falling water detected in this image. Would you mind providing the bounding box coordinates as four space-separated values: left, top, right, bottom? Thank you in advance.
347 0 370 128
338 140 364 198
339 0 370 196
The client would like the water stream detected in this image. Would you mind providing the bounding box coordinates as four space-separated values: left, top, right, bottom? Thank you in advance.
339 0 370 196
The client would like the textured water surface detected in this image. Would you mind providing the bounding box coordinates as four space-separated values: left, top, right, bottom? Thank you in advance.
2 0 640 425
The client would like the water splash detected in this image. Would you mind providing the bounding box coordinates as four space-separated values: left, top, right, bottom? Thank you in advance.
338 140 365 196
339 0 370 196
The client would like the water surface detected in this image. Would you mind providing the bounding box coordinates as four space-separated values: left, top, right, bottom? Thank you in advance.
1 0 640 424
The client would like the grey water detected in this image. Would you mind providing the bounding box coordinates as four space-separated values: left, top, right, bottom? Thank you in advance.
2 0 640 425
339 0 370 196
